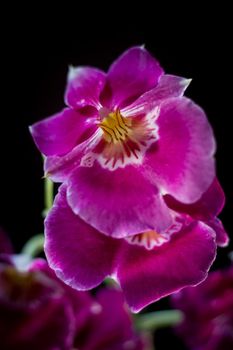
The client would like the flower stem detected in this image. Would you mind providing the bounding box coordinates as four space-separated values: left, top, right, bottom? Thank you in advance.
21 234 45 258
135 310 183 331
44 176 54 214
42 170 54 218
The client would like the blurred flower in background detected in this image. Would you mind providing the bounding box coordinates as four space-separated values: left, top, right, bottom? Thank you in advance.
0 236 148 350
0 256 74 350
172 266 233 350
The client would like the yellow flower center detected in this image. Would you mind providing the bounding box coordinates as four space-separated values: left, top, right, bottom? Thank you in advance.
99 110 132 144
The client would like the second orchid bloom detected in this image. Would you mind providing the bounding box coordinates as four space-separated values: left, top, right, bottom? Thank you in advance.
30 46 228 311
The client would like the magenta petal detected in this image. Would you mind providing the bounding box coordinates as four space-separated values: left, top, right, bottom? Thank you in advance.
208 218 229 247
152 74 191 99
67 163 173 238
122 74 191 116
164 179 225 220
65 66 106 109
107 46 164 108
44 131 101 182
116 222 216 312
45 185 119 290
147 97 216 203
44 149 80 182
164 179 229 247
30 108 97 156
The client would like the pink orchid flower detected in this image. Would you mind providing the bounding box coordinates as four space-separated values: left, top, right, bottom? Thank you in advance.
30 46 216 238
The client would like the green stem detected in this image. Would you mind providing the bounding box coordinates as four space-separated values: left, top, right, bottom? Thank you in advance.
45 177 54 211
41 155 54 217
21 234 45 258
136 310 183 331
42 176 54 218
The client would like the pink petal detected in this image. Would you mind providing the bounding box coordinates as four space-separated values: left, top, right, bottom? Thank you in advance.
106 46 164 109
164 179 225 220
116 222 217 312
45 185 119 290
208 218 229 247
65 66 106 109
164 179 229 247
122 74 191 117
30 108 97 156
44 130 102 182
146 97 216 203
67 162 173 238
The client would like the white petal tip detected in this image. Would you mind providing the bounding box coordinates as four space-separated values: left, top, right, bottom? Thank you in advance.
183 78 192 88
67 65 78 82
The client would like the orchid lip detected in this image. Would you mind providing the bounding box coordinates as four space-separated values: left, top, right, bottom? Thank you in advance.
125 219 183 250
81 107 159 171
99 110 131 144
125 230 170 250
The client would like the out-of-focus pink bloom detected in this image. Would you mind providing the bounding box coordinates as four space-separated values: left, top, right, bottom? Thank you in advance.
36 258 146 350
45 179 228 312
172 266 233 350
0 254 145 350
30 46 216 238
0 256 75 350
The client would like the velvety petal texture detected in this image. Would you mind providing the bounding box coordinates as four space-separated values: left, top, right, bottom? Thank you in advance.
172 267 233 350
67 163 173 238
146 97 216 203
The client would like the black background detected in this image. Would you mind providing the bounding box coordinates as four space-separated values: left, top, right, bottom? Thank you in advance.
1 4 232 349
